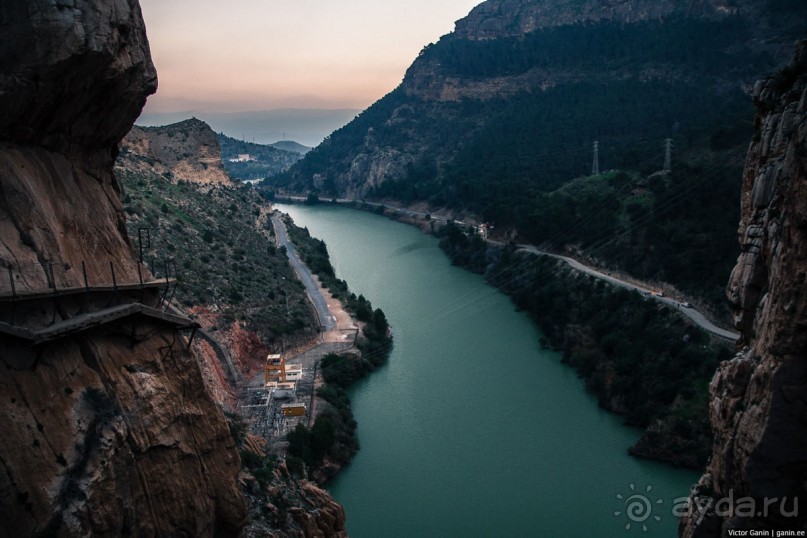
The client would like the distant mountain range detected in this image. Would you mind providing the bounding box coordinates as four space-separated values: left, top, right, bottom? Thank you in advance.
136 108 360 148
268 140 311 154
217 132 307 180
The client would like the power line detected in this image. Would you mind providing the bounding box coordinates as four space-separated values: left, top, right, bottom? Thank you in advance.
664 138 673 173
592 141 600 176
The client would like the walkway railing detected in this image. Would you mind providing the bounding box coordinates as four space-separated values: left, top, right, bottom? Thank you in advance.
0 258 181 326
0 258 178 295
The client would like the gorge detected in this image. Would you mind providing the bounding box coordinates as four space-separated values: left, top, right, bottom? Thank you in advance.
2 0 807 535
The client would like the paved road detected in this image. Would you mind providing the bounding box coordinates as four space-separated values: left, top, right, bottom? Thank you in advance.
517 245 740 341
274 197 740 342
271 214 336 331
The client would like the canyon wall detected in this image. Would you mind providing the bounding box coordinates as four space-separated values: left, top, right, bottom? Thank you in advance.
0 0 157 290
0 1 246 535
681 41 807 536
452 0 733 41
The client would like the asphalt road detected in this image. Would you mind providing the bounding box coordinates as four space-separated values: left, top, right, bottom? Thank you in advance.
271 214 336 331
273 197 739 342
517 245 740 341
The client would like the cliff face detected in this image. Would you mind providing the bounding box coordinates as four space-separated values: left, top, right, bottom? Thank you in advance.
403 0 785 103
0 0 157 291
0 1 246 535
681 41 807 536
0 315 246 537
122 119 233 185
453 0 729 41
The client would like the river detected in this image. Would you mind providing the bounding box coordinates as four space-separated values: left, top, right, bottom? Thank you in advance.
276 203 699 538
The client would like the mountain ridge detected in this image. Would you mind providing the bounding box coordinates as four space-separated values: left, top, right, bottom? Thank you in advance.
269 0 806 305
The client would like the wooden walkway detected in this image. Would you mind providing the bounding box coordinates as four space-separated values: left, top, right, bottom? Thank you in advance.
0 302 199 345
0 278 175 303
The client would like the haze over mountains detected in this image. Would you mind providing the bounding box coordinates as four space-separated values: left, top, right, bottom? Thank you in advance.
137 108 360 148
3 0 806 535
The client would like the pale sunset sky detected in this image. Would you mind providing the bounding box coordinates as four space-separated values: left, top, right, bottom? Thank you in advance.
138 0 483 115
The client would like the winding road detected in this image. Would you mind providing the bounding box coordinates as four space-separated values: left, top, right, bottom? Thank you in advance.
517 245 740 341
271 213 337 331
273 197 740 342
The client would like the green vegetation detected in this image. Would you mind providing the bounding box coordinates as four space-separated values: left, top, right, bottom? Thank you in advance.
424 16 760 79
286 418 336 472
217 133 303 181
438 227 733 468
285 390 361 478
266 10 793 308
118 167 317 344
281 217 393 478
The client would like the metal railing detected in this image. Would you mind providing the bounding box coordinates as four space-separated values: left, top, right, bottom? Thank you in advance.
0 258 180 325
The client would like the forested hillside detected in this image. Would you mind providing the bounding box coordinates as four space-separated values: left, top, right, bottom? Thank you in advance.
218 133 304 180
116 164 317 347
268 0 807 304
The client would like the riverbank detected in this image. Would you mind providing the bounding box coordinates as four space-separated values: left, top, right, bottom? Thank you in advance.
278 199 732 469
271 211 394 483
282 195 736 330
272 203 699 538
436 224 734 468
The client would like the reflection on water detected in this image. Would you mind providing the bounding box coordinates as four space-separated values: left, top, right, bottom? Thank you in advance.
276 203 698 538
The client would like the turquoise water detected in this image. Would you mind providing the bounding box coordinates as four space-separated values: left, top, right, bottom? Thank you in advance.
277 204 698 537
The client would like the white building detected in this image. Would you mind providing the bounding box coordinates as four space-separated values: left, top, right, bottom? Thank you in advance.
284 365 304 382
266 381 296 399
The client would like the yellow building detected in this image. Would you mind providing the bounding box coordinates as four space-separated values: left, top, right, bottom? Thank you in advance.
282 402 306 417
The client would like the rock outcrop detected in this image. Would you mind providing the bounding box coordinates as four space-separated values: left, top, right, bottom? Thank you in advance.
122 119 233 185
0 0 157 291
452 0 732 41
243 462 347 537
0 1 246 535
681 41 807 536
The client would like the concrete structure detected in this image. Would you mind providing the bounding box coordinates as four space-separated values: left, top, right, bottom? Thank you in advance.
265 354 285 383
284 364 303 382
266 381 296 399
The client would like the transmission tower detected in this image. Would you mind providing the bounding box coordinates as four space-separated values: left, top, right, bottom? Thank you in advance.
663 138 673 173
592 141 600 176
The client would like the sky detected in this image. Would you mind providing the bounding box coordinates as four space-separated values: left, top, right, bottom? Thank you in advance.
138 0 483 115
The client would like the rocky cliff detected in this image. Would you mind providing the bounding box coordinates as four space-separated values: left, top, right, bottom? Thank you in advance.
681 41 807 536
122 119 233 185
452 0 741 41
0 1 246 535
0 0 159 290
